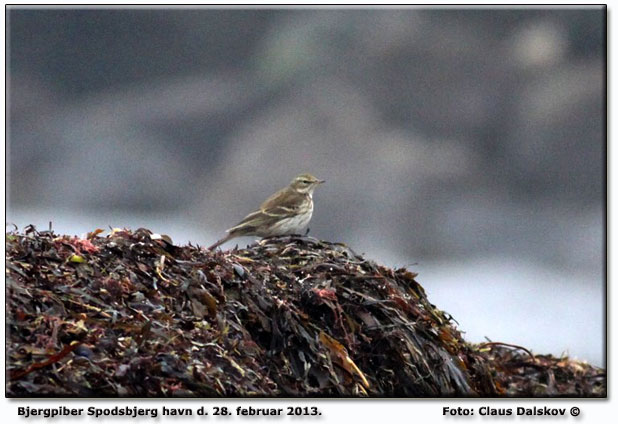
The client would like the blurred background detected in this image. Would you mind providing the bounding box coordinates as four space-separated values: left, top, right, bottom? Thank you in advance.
6 7 605 366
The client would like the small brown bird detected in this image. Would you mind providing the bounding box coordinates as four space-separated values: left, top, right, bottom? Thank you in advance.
208 173 325 250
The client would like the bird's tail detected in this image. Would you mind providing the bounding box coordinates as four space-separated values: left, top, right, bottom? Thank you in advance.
208 233 234 251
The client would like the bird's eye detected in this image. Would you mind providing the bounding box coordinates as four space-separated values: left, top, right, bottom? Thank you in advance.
302 180 311 184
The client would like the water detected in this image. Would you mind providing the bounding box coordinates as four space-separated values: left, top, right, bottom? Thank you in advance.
420 258 604 367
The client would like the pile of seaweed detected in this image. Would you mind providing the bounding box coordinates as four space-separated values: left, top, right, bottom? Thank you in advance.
6 226 606 397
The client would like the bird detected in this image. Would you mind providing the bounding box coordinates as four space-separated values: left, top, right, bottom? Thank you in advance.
208 173 325 250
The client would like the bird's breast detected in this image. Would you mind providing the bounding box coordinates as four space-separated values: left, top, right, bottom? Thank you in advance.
261 202 313 236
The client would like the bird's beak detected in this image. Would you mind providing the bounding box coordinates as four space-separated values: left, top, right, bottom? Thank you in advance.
318 180 325 184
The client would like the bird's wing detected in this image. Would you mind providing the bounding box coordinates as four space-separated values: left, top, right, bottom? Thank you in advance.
226 188 305 234
226 210 265 233
227 188 305 233
259 187 306 217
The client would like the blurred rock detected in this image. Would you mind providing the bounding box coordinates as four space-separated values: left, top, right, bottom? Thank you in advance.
7 8 605 273
506 60 604 202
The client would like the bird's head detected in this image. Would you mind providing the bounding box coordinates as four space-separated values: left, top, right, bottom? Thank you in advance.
290 173 325 194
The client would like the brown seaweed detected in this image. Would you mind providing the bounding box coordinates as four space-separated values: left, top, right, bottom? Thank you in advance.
5 227 606 397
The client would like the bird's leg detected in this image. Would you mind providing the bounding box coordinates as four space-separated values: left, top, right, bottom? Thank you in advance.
304 227 310 236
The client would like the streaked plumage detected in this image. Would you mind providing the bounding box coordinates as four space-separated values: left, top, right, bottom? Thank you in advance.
208 173 325 250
